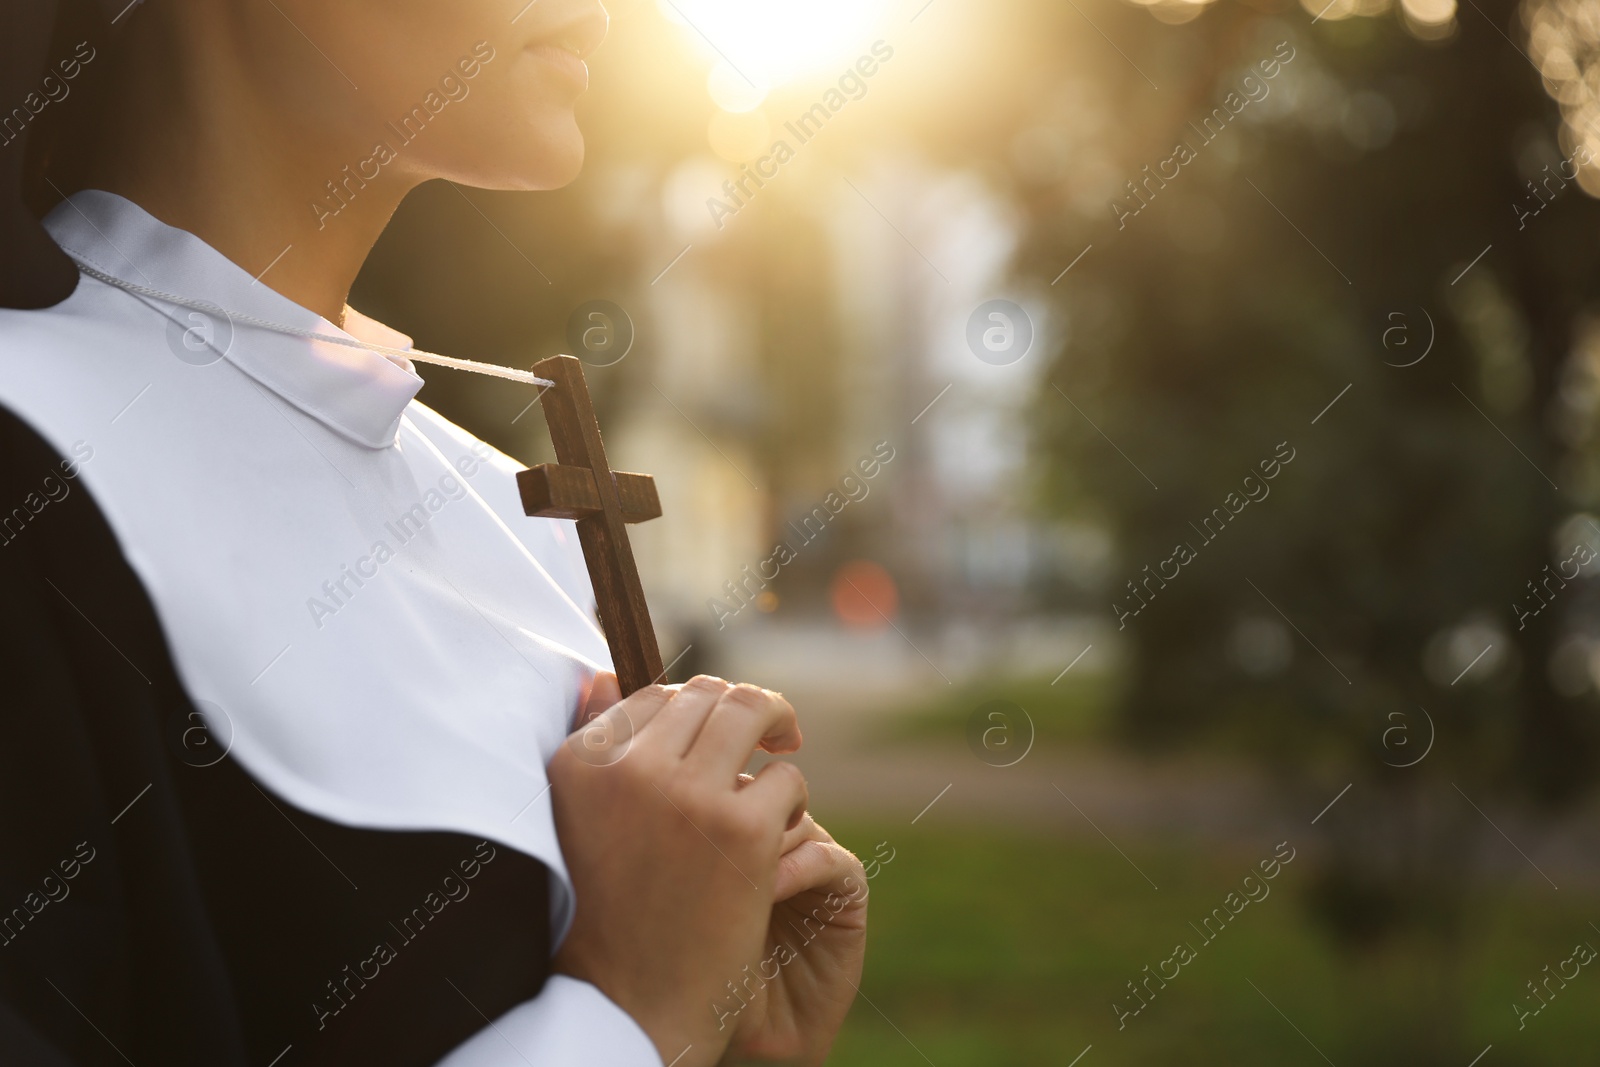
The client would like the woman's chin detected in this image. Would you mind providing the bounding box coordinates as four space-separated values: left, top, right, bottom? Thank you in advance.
531 135 587 190
499 121 587 190
438 127 586 192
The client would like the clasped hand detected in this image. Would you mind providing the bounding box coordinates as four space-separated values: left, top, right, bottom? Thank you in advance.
549 675 867 1066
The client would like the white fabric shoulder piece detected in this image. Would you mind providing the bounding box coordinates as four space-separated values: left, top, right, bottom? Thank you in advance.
436 976 665 1066
404 402 597 616
0 190 615 953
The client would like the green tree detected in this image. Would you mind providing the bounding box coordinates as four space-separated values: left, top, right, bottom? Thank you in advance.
1018 0 1600 1057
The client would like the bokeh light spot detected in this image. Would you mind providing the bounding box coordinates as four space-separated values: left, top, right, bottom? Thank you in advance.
829 560 899 630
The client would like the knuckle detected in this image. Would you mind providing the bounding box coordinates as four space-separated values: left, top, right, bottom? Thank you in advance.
772 758 805 781
767 759 807 791
719 683 770 713
682 674 728 692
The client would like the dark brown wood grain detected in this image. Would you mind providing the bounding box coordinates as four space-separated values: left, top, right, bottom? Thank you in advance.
517 465 661 524
522 355 665 696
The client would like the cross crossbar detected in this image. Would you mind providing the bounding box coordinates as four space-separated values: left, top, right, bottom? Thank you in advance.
517 465 661 524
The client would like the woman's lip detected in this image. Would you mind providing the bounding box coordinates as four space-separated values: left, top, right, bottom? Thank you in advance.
526 42 590 90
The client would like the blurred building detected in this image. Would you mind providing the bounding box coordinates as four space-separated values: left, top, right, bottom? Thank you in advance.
590 144 1103 683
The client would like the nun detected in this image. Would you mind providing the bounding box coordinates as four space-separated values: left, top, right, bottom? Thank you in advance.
0 2 867 1065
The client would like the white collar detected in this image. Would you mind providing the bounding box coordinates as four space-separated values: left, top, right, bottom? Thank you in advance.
3 189 609 944
45 189 425 449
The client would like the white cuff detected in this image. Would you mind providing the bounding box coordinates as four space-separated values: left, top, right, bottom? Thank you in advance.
434 975 664 1066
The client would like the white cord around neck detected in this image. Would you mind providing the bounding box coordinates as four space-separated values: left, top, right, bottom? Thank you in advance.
69 257 556 389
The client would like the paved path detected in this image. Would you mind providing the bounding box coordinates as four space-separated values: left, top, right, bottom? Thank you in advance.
740 672 1600 888
771 678 1290 842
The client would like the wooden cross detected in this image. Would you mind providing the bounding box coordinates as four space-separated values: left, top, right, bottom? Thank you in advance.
517 355 666 696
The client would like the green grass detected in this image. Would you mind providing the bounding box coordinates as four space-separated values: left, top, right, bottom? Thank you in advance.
822 821 1600 1066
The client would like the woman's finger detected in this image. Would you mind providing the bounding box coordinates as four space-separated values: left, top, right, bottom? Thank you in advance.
686 684 801 779
565 678 678 766
635 675 730 755
739 759 809 834
575 671 624 728
777 809 822 855
740 770 818 849
773 838 868 906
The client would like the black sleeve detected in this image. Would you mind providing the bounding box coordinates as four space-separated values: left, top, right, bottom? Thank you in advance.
0 405 552 1067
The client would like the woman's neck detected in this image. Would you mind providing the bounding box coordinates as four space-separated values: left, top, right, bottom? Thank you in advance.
58 13 415 326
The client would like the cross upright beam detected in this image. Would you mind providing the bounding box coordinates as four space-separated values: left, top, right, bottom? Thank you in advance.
517 355 665 696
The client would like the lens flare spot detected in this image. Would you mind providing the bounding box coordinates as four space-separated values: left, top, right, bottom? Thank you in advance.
829 560 899 630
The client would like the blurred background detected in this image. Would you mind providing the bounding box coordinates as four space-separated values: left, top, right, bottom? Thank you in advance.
354 0 1600 1061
